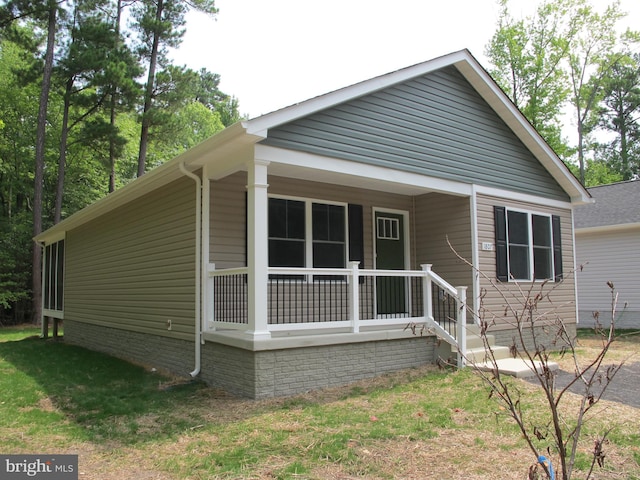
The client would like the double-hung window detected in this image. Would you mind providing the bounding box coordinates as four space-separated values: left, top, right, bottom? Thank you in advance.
494 206 562 282
268 197 351 277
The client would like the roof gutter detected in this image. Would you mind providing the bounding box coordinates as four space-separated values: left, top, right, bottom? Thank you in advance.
179 160 203 378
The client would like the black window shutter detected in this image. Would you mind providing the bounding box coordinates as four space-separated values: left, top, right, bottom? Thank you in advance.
552 215 563 281
494 206 508 282
348 204 364 269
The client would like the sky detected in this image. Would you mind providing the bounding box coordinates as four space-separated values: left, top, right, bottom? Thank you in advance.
171 0 640 120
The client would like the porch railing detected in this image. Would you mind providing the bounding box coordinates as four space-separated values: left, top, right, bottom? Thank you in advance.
207 263 467 367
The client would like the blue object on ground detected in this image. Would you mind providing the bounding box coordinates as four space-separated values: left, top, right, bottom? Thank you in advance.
538 455 555 480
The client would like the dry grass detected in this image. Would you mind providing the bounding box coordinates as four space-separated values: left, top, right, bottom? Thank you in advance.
5 330 640 479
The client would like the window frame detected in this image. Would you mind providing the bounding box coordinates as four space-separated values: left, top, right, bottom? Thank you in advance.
268 195 349 280
42 238 65 318
376 216 401 240
496 206 561 283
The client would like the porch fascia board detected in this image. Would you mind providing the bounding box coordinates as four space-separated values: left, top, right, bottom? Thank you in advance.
255 144 472 197
203 327 428 352
474 184 574 210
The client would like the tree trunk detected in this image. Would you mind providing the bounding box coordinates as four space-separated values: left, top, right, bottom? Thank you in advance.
576 109 585 185
108 0 123 193
136 0 163 177
54 78 73 224
32 1 57 323
108 96 117 192
620 116 630 180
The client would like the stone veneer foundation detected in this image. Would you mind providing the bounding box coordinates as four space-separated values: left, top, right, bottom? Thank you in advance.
63 320 437 399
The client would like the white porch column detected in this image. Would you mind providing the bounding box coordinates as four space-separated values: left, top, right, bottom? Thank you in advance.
348 261 361 333
421 264 433 322
246 159 271 338
456 286 468 368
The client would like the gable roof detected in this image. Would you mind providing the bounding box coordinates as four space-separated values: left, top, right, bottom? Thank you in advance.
574 180 640 231
260 65 568 200
35 49 590 244
242 49 590 205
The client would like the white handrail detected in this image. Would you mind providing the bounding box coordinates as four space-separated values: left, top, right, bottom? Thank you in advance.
209 266 248 276
208 263 467 367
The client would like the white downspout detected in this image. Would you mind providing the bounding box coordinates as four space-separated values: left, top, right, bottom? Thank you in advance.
179 161 202 378
470 185 480 325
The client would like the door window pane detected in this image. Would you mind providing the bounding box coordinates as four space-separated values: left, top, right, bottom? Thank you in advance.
377 217 400 240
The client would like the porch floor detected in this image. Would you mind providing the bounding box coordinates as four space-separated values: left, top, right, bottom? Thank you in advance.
203 324 433 352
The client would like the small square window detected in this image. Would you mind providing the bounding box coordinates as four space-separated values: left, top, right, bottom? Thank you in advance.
377 217 400 240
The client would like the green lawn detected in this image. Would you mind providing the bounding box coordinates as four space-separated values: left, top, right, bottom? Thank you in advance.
0 325 638 479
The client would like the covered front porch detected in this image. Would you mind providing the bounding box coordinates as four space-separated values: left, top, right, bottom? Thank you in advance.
205 263 468 366
198 147 477 367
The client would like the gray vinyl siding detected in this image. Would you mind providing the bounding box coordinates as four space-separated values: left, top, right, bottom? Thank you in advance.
575 228 640 327
414 193 473 293
64 176 197 340
262 66 568 201
476 193 576 329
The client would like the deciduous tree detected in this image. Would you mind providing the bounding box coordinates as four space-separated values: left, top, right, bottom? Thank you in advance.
486 0 573 158
486 0 640 184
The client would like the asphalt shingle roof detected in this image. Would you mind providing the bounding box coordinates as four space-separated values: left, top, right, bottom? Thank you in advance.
573 180 640 229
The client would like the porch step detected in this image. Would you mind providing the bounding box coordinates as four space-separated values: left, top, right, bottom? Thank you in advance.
472 357 559 379
461 329 559 379
465 331 494 350
448 328 503 359
465 344 512 364
436 326 559 378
